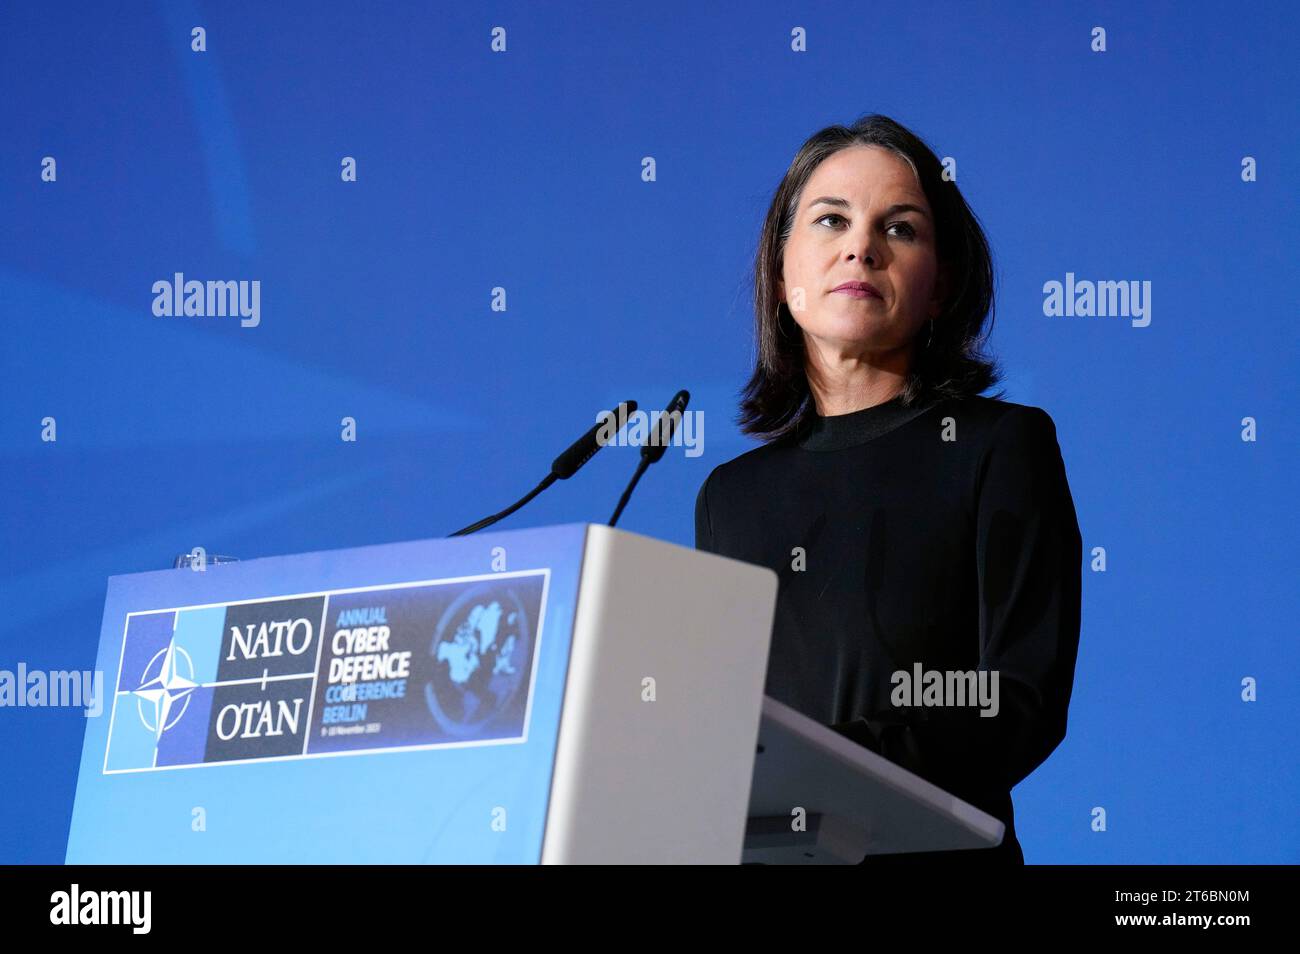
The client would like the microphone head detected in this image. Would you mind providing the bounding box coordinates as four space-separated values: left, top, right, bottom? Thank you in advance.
551 400 637 479
641 389 690 464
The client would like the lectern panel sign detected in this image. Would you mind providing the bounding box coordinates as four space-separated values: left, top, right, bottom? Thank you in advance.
68 525 587 863
103 572 549 773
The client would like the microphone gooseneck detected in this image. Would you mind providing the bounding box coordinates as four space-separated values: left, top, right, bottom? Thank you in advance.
448 400 637 537
608 389 689 528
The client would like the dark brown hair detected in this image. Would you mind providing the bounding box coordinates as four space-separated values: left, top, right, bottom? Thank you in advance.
739 113 1004 442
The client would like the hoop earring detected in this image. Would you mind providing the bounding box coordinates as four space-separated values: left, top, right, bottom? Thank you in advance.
777 304 795 342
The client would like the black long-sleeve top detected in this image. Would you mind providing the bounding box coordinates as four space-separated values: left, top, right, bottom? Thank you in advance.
695 393 1083 863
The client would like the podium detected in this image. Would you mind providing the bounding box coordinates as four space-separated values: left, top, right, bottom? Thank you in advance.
744 697 1004 863
67 523 1003 864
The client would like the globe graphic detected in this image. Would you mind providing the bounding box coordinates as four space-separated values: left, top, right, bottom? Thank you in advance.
424 583 532 737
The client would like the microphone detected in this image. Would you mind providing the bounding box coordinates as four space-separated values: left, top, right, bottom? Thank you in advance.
448 400 637 537
608 389 689 528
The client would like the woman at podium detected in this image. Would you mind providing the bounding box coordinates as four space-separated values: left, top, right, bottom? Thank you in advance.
694 114 1083 865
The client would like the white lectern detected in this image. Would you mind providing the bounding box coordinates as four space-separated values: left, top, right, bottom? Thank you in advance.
67 523 1004 864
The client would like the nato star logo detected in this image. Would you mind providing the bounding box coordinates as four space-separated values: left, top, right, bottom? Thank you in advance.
132 644 198 738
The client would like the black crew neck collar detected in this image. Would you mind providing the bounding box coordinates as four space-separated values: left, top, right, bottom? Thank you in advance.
794 394 939 451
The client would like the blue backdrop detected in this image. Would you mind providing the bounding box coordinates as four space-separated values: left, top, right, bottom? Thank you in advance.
2 0 1296 863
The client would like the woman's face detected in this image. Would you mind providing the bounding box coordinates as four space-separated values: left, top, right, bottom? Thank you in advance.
779 145 944 359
